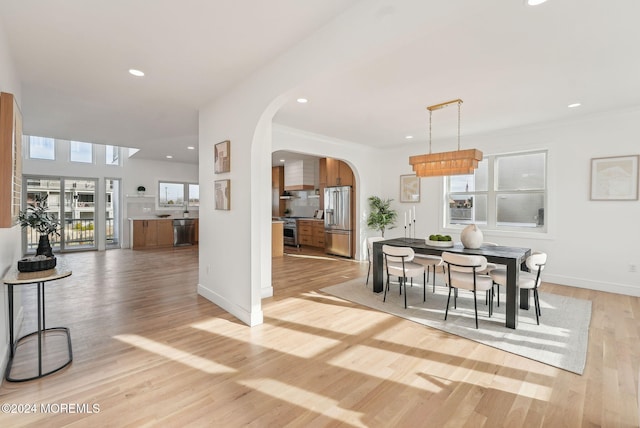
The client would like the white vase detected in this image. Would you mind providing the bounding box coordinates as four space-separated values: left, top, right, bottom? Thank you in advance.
460 224 483 249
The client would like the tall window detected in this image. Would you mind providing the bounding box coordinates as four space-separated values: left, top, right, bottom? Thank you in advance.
446 150 547 231
70 141 93 163
29 136 55 160
105 145 120 165
158 182 199 208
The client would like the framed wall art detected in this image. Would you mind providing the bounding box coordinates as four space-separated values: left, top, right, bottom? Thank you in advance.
214 140 230 174
400 174 420 203
215 179 230 210
590 155 639 201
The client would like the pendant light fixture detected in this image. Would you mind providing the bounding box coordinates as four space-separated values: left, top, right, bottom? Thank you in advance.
409 99 483 177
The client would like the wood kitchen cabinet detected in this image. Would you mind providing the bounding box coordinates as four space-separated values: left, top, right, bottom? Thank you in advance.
132 219 174 249
322 158 353 187
318 157 354 210
297 219 324 248
272 166 286 217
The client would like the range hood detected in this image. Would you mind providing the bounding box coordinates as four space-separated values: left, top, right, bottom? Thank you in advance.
284 159 316 191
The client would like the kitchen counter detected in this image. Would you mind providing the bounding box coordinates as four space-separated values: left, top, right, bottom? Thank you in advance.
128 216 198 221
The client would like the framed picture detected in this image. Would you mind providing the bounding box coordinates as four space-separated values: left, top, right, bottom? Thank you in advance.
214 179 230 210
214 140 230 173
590 155 639 201
400 174 420 202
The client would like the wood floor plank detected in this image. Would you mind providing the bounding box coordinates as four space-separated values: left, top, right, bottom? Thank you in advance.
0 246 638 427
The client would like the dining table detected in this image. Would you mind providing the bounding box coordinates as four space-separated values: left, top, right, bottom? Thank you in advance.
372 238 532 329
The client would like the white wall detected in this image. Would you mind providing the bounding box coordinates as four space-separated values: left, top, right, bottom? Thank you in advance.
378 107 640 296
0 17 24 383
197 0 463 326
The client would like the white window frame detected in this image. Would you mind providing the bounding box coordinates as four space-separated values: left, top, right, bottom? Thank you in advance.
158 181 199 208
444 149 548 234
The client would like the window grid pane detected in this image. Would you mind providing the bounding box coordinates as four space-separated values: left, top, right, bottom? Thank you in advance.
70 141 93 163
29 136 55 160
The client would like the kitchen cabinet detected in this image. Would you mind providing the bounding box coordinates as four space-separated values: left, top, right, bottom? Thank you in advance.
323 158 353 187
272 166 286 217
319 157 354 210
132 219 174 249
297 219 324 248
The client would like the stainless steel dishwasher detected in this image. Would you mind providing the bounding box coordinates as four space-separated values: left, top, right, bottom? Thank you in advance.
173 219 196 246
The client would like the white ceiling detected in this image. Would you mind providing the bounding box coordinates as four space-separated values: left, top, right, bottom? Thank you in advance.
2 1 639 165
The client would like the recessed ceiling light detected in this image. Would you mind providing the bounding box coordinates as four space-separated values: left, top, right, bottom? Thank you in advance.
187 146 195 150
526 0 548 5
166 155 173 159
296 98 308 104
129 69 145 77
405 135 413 139
568 103 582 108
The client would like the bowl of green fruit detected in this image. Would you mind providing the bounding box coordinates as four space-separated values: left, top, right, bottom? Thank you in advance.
427 234 454 247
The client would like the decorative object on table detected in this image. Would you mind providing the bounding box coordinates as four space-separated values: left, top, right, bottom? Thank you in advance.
409 99 483 177
400 174 420 202
427 234 454 247
17 254 56 272
214 140 231 174
214 179 231 210
137 185 146 196
366 196 397 238
18 194 60 257
460 224 483 249
590 154 639 201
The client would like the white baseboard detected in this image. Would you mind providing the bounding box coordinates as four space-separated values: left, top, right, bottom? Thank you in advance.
261 286 273 299
544 274 640 297
197 284 263 326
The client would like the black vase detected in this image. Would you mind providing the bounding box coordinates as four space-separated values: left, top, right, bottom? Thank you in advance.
36 234 54 257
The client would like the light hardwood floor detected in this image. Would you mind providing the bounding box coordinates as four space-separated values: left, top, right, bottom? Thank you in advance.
0 246 638 427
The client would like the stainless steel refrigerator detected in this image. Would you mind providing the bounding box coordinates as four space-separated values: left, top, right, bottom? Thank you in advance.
324 186 352 257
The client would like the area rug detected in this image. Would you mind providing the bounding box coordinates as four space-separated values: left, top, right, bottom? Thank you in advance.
320 277 591 374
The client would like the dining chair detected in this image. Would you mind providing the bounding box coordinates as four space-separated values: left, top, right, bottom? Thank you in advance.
413 254 443 292
442 251 494 329
489 251 547 325
479 242 500 305
365 237 386 286
382 245 426 309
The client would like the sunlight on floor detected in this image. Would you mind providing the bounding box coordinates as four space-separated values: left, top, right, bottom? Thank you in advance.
238 378 367 427
114 334 235 374
191 318 341 358
284 253 342 261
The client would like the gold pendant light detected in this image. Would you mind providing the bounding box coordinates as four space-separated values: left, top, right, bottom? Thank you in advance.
409 99 483 177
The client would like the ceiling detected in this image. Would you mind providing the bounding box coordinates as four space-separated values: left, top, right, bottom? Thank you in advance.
2 1 639 165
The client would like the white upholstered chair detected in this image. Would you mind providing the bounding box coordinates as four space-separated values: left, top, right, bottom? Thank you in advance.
442 252 494 329
489 252 547 325
382 245 426 309
365 237 386 286
413 254 443 292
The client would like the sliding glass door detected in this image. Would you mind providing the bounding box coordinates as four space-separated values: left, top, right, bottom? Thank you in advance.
24 176 98 252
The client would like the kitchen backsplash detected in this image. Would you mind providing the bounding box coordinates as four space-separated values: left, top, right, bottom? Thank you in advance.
287 190 320 218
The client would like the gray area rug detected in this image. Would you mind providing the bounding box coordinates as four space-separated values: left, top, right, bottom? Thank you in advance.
321 277 591 375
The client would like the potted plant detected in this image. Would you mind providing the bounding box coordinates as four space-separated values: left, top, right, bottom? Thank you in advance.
367 196 397 238
137 185 146 196
18 194 60 259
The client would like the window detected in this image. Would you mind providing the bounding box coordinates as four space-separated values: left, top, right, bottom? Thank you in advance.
70 141 93 163
158 182 199 208
105 145 120 165
29 136 55 160
446 150 547 231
